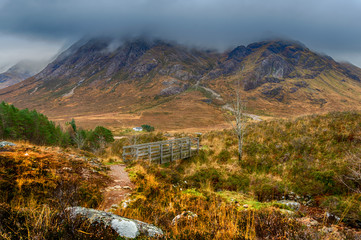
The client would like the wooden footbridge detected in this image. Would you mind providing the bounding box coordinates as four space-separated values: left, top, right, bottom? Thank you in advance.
123 137 199 164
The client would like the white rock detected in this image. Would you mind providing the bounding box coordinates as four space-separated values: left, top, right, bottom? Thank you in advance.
0 141 16 147
66 206 163 239
111 219 139 238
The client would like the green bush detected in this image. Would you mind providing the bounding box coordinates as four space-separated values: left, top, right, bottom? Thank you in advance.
141 124 155 132
321 194 361 228
0 102 114 151
0 101 70 146
87 126 114 151
312 170 338 194
217 149 231 163
223 173 250 192
66 119 114 152
187 168 223 189
111 138 128 155
251 176 285 202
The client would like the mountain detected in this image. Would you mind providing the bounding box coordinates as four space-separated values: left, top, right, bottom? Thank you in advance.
0 60 47 89
1 38 361 131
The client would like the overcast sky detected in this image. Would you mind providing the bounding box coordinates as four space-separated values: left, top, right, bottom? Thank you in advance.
1 0 361 72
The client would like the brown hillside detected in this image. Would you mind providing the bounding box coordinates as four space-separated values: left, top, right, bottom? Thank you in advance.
1 38 361 131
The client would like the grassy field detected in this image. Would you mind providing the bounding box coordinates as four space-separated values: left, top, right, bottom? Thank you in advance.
112 111 361 239
1 111 361 239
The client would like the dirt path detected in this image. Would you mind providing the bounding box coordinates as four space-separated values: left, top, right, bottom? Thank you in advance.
99 164 135 211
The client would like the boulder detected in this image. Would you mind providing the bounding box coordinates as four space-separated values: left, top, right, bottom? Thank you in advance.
0 141 16 147
66 207 163 239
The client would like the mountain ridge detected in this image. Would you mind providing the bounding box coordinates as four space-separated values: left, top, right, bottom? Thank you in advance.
1 37 361 131
0 60 46 89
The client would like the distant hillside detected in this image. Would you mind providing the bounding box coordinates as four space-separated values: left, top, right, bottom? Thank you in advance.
1 38 361 130
0 60 46 89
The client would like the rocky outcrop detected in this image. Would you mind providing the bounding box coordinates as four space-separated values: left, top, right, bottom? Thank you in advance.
159 86 186 96
159 64 197 81
244 52 294 91
277 200 301 211
258 54 295 79
129 59 158 78
212 45 252 76
261 85 284 101
227 46 251 62
159 79 189 96
67 207 163 239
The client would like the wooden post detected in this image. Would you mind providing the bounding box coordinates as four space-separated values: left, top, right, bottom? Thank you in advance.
180 140 182 159
136 147 139 160
197 137 199 154
122 147 126 162
170 142 173 162
148 145 151 162
160 143 163 164
188 138 191 158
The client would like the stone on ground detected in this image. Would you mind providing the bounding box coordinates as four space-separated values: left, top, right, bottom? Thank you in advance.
67 206 163 239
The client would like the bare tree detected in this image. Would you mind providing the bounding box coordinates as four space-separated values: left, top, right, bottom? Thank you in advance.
225 79 247 162
339 152 361 193
74 130 86 149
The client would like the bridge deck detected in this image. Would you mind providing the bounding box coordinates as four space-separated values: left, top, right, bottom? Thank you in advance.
123 137 199 164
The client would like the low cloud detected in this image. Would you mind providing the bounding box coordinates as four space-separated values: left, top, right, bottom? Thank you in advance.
0 0 361 67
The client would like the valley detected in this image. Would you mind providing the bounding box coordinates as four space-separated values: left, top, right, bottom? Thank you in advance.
1 38 361 239
2 0 361 239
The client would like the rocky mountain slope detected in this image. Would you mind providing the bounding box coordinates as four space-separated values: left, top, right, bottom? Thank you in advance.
0 60 45 89
1 38 361 130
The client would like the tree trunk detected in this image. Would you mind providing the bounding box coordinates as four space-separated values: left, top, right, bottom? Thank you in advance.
238 134 242 162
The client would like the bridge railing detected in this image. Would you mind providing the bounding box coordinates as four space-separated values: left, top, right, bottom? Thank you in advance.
123 137 199 164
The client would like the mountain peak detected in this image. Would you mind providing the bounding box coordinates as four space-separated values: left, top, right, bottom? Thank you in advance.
246 39 307 53
0 60 47 89
1 37 361 128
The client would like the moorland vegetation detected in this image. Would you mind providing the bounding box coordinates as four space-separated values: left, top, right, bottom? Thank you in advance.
0 102 360 239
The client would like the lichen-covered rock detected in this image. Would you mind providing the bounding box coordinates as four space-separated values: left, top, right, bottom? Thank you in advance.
67 207 163 239
0 141 16 147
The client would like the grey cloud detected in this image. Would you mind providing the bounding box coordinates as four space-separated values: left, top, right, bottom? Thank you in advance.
0 0 361 66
